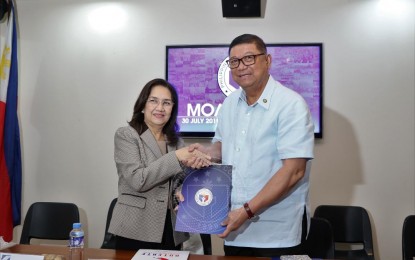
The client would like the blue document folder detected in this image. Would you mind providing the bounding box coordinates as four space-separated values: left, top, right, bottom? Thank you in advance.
175 164 232 234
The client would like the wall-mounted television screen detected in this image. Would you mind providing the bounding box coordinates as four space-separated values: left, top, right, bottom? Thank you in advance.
166 43 323 138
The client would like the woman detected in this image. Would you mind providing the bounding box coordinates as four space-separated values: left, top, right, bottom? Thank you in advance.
108 78 209 250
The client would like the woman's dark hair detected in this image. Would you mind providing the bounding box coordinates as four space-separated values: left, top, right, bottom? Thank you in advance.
128 78 180 146
228 34 267 55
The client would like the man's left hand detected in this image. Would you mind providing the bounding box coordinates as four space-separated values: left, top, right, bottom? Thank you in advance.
218 207 248 238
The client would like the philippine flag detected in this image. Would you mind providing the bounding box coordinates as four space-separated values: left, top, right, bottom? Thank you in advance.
0 2 22 242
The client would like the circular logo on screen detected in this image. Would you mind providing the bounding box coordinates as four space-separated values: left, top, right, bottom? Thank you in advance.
217 57 237 97
194 188 213 206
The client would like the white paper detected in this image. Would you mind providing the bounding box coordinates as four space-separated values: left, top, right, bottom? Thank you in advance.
0 253 44 260
280 255 312 260
131 249 189 260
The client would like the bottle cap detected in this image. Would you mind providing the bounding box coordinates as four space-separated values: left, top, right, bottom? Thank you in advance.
73 223 82 229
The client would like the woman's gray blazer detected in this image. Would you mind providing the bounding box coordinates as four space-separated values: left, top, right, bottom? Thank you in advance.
108 126 189 245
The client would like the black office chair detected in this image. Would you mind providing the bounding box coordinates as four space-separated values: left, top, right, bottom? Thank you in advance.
303 217 335 259
314 205 375 260
402 215 415 260
20 202 80 244
200 234 212 255
101 198 117 249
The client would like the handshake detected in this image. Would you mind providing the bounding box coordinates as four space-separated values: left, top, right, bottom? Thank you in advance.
175 143 220 169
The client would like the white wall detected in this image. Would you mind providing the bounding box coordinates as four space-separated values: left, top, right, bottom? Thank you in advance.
4 0 414 259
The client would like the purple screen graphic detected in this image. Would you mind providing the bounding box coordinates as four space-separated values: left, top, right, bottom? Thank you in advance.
166 44 323 138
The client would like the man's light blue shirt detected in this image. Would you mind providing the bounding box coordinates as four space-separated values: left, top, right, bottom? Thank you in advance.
213 76 314 248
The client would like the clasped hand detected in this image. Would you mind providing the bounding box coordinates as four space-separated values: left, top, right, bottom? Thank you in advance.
175 143 211 168
180 143 212 169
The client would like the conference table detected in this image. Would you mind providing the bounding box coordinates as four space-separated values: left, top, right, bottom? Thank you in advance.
1 244 270 260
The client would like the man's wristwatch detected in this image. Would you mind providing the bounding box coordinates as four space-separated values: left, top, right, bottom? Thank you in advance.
243 202 259 221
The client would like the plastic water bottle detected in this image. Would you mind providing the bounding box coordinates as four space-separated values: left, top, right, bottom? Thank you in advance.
69 223 84 260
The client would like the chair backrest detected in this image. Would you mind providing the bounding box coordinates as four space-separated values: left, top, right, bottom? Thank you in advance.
402 215 415 260
304 217 335 259
200 234 212 255
20 202 80 244
313 205 374 259
101 198 117 249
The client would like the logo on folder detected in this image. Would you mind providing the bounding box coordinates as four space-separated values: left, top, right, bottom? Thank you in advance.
195 188 213 206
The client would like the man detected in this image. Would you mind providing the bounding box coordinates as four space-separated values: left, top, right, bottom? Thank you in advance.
188 34 314 257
